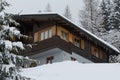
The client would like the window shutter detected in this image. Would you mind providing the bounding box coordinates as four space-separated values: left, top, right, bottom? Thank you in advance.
34 32 39 42
81 39 85 49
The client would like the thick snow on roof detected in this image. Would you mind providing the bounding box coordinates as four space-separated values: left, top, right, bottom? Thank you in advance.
20 12 120 53
20 61 120 80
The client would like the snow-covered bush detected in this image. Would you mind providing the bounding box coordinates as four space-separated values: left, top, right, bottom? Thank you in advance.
0 0 39 80
109 55 120 63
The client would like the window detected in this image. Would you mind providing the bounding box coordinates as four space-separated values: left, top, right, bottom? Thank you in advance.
73 38 80 47
40 29 52 41
41 32 44 40
94 48 99 58
91 45 103 59
71 57 76 61
49 29 52 38
73 38 85 50
46 56 54 64
45 30 49 39
61 31 67 40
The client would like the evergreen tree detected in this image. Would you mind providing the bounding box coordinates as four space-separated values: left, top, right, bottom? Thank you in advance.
79 0 100 33
109 55 120 63
100 0 111 30
109 0 120 30
64 5 72 20
0 0 37 80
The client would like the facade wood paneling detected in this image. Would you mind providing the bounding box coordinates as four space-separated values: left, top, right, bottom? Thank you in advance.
91 45 95 55
68 33 73 43
52 26 56 36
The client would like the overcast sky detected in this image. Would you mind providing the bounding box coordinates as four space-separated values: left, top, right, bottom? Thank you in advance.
6 0 84 24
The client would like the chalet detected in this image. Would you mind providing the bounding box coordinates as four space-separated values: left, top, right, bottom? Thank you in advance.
14 13 120 64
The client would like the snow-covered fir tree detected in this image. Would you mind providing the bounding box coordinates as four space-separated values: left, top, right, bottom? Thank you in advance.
108 0 120 30
97 0 120 63
109 55 120 63
79 0 100 34
100 0 112 30
64 5 72 20
79 0 120 62
0 0 38 80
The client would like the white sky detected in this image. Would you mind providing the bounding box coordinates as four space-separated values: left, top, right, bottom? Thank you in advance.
6 0 84 24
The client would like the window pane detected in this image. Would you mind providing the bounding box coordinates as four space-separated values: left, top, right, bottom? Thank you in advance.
73 39 80 47
64 33 67 40
45 31 48 39
49 29 52 38
95 52 99 57
61 31 67 40
41 32 44 40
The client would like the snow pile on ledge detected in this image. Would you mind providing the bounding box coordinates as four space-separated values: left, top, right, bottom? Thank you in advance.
20 61 120 80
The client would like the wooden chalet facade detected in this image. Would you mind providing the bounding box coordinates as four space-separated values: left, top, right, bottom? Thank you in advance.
14 13 120 64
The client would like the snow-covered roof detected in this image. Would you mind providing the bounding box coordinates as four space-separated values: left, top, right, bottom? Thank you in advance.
57 13 120 53
20 61 120 80
19 12 120 54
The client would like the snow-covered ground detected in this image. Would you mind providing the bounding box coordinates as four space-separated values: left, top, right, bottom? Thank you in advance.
20 61 120 80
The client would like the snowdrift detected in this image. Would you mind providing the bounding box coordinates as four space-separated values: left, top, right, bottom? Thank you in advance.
20 61 120 80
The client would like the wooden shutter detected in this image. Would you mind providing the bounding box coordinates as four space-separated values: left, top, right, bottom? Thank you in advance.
34 32 39 42
99 50 103 59
91 45 94 55
81 39 85 49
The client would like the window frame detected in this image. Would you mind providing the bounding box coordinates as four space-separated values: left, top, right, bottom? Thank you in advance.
91 45 103 59
61 31 67 41
40 28 53 41
73 38 80 48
